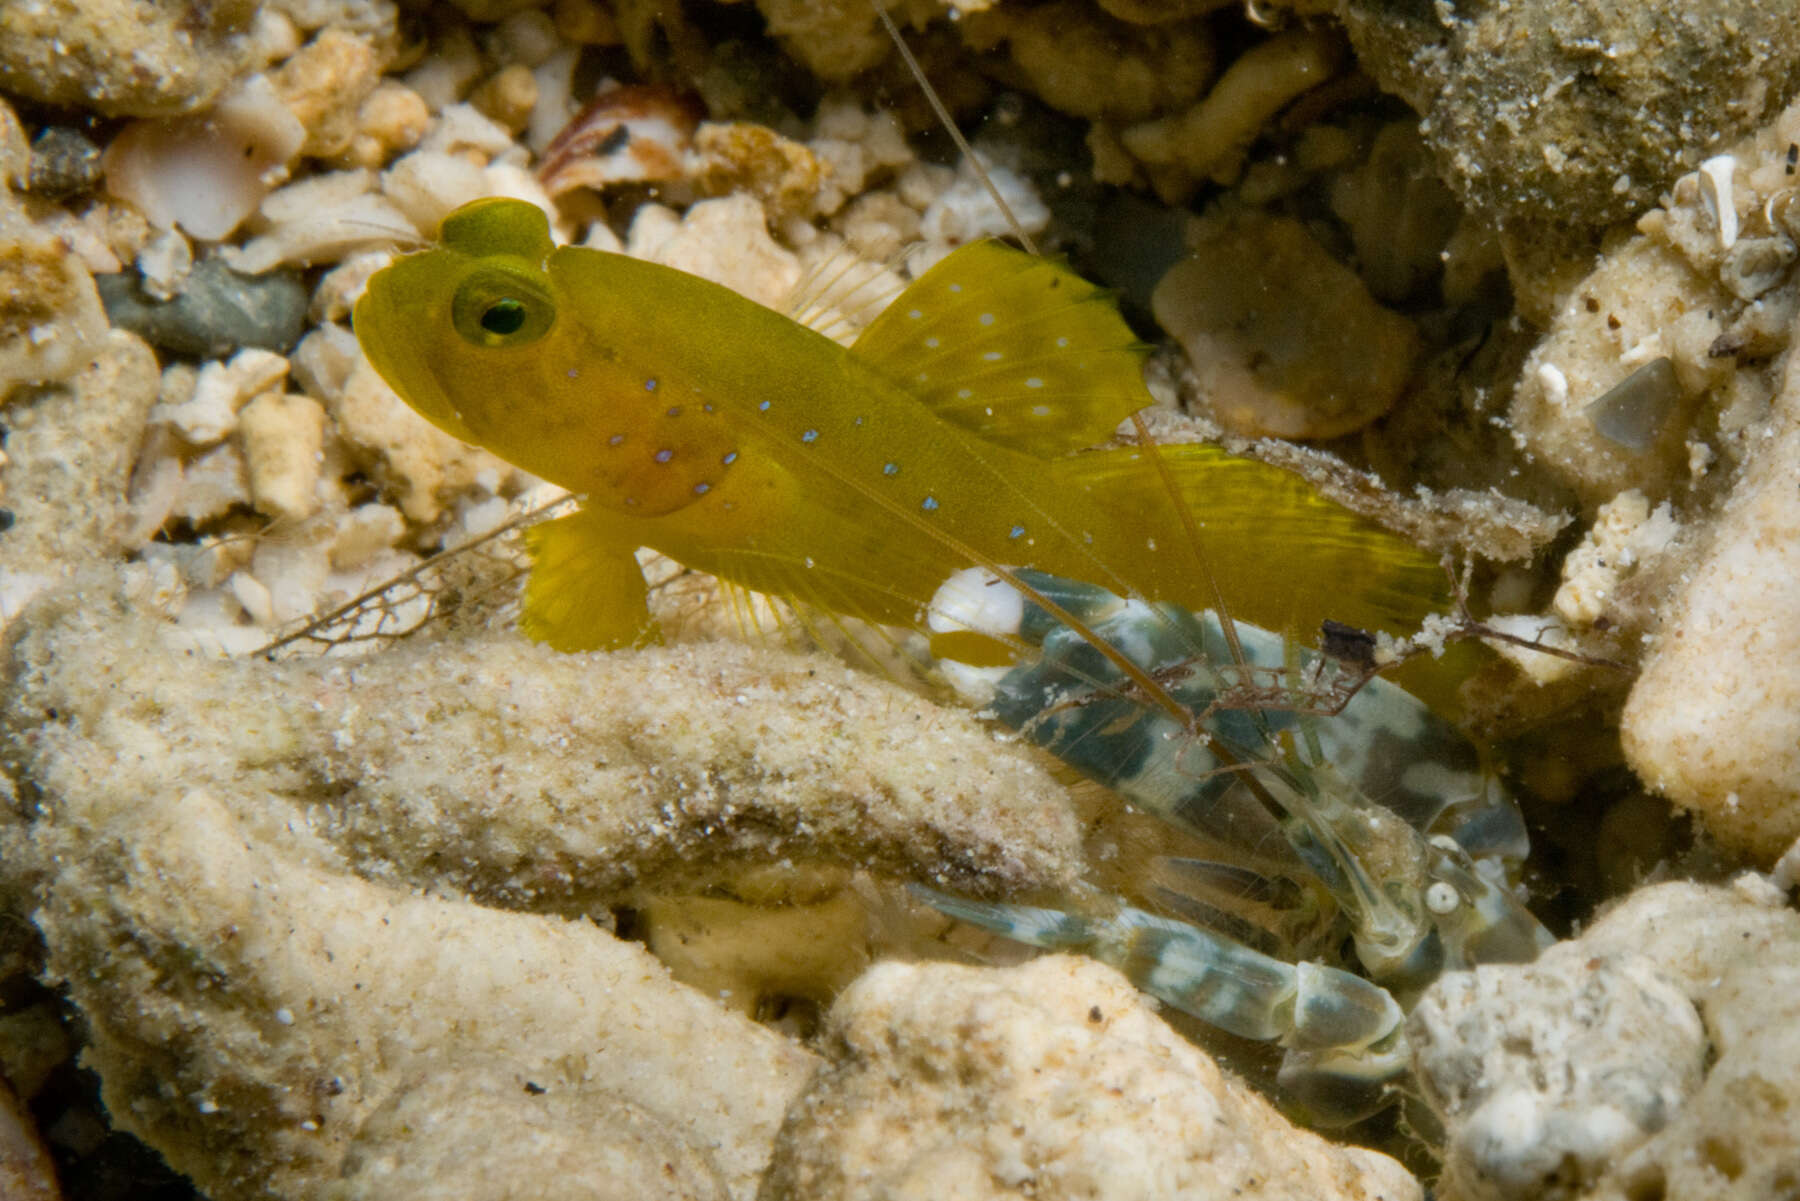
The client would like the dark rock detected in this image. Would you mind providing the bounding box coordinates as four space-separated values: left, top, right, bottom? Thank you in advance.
96 258 309 359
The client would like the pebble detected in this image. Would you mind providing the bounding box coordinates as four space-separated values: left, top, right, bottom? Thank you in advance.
1122 29 1344 193
626 194 801 309
170 442 250 526
832 191 920 262
329 503 407 570
380 150 489 234
468 64 540 134
402 27 484 114
0 1076 59 1201
1341 0 1800 234
222 182 419 275
272 29 386 160
552 0 621 46
96 258 310 359
967 0 1216 124
483 8 563 67
1153 210 1419 439
329 354 515 523
150 348 289 446
339 81 431 170
239 392 326 521
0 0 254 117
698 122 833 223
308 251 394 324
0 209 109 396
25 128 103 201
134 228 193 303
0 98 25 187
446 0 551 20
916 153 1049 249
287 323 361 401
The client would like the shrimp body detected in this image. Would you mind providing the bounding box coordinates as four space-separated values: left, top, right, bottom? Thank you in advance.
923 567 1553 1121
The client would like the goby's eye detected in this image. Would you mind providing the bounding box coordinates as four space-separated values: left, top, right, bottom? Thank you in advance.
451 270 554 348
480 297 527 336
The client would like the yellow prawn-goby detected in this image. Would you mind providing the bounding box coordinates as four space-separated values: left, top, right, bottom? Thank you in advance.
353 197 1448 668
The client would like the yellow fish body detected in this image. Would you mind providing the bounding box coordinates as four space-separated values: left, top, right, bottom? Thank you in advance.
355 198 1445 653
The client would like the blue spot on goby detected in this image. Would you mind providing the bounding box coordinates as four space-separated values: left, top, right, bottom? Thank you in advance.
921 496 939 512
882 462 899 476
757 400 771 412
801 429 818 443
608 434 625 446
654 448 673 463
1009 525 1025 539
693 482 711 495
722 451 738 465
645 378 658 392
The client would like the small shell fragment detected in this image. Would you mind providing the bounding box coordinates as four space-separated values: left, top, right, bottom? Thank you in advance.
1718 234 1797 300
537 84 703 196
103 75 306 241
221 192 418 275
1585 356 1680 452
1696 154 1739 250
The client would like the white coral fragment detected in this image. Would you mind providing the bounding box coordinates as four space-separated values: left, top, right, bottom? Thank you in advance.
152 347 289 445
1410 946 1705 1201
0 589 1089 1200
1552 489 1677 628
1621 336 1800 862
764 955 1421 1201
915 153 1050 259
1413 881 1800 1201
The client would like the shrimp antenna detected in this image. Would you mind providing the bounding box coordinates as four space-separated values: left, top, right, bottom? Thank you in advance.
869 0 1038 255
872 0 1261 682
